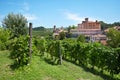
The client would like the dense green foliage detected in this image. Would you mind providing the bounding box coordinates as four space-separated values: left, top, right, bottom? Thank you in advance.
59 31 66 40
46 40 63 64
9 35 39 68
77 34 85 42
33 38 46 55
0 28 11 50
44 39 120 76
2 13 28 38
10 36 30 68
107 28 120 48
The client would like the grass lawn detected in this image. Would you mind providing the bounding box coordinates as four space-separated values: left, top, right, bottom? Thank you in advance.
0 50 119 80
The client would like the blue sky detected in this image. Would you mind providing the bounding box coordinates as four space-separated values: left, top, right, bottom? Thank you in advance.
0 0 120 28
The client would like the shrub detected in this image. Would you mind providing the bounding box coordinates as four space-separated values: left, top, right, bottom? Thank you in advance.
10 36 30 68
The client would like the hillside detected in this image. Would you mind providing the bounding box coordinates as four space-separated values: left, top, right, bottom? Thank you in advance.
0 50 119 80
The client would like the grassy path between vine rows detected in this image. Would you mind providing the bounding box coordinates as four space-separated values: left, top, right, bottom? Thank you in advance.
0 50 119 80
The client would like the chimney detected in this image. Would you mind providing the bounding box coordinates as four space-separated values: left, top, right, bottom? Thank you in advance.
61 26 63 30
82 21 85 23
85 18 88 22
53 25 56 33
96 20 98 23
54 25 56 29
78 24 80 26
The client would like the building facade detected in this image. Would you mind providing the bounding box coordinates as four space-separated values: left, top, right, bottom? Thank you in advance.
71 18 106 43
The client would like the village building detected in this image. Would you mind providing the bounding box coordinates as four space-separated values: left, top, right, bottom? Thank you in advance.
53 25 67 39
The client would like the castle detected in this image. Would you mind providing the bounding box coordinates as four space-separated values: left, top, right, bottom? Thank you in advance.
71 18 106 42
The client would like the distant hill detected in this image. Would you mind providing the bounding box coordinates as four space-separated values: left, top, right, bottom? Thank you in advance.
32 26 53 38
33 26 46 31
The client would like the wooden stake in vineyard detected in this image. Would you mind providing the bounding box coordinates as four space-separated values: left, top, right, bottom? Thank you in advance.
59 41 62 65
29 23 32 62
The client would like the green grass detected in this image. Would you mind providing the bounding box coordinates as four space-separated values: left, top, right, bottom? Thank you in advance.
0 50 119 80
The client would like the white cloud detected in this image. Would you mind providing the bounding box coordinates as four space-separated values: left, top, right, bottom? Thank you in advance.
64 11 83 22
63 11 98 23
24 14 37 21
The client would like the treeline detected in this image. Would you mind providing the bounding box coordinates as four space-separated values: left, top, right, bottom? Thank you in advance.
33 26 46 31
100 21 120 30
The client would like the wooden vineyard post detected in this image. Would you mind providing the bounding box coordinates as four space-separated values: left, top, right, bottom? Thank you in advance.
59 41 62 65
29 23 32 62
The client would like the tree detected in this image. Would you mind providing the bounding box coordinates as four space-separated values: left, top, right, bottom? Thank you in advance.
2 13 28 38
99 21 112 30
77 34 85 42
113 22 120 26
59 31 66 40
66 26 72 38
107 28 120 48
71 25 77 29
68 26 71 33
